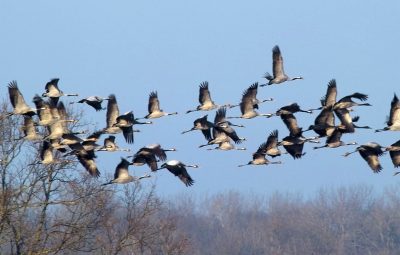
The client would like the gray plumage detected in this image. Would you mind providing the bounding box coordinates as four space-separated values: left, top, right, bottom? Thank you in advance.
238 140 282 167
181 115 214 141
156 160 198 187
376 94 400 132
261 45 303 86
186 81 220 113
385 140 400 169
343 143 385 173
97 135 130 152
313 128 357 150
42 78 78 104
229 83 273 119
76 96 109 111
102 158 151 185
145 91 177 118
5 81 36 118
333 92 370 110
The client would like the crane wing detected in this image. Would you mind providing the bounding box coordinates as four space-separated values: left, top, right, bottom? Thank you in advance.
265 130 279 150
241 83 258 105
199 81 212 105
40 141 53 162
77 154 100 177
388 94 400 126
106 94 119 128
326 128 343 144
359 150 382 173
45 78 61 93
214 107 226 124
33 96 53 124
148 91 160 113
389 150 400 168
121 126 134 144
8 81 29 110
334 108 354 133
283 143 305 159
324 79 337 106
167 165 194 187
315 106 335 127
114 159 130 179
280 114 301 137
272 45 285 78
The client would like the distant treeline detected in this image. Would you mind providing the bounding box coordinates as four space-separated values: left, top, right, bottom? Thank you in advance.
170 185 400 255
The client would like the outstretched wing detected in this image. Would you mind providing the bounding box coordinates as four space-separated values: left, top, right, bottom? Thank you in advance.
388 93 400 126
315 106 335 127
167 166 194 187
265 129 279 150
272 45 285 78
121 126 134 144
8 81 29 110
45 78 60 93
148 91 160 113
214 107 226 124
199 81 212 105
114 158 130 179
240 84 258 115
283 143 305 159
324 79 337 107
106 94 119 128
389 150 400 168
359 150 382 173
280 114 301 137
326 128 343 144
77 154 100 177
334 108 354 133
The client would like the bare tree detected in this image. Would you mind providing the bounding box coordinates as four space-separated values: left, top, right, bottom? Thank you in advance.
0 99 190 255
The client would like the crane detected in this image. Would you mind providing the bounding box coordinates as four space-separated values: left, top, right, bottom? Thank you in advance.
186 81 227 113
260 45 303 86
42 78 78 104
96 135 130 152
343 142 385 173
228 83 273 119
102 158 151 185
313 128 357 150
72 96 110 111
156 160 198 187
238 142 282 167
4 81 37 118
376 93 400 132
143 91 178 119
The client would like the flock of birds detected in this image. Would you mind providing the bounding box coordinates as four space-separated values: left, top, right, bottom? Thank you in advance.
2 45 400 187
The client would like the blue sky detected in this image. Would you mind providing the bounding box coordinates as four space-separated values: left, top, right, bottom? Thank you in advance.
1 1 400 198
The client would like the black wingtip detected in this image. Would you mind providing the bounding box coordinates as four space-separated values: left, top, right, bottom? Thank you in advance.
327 79 336 88
47 78 60 86
149 91 158 98
8 80 18 89
269 129 278 138
373 165 383 173
393 93 399 104
199 81 209 89
272 45 280 53
185 179 195 187
263 72 273 80
250 82 258 89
